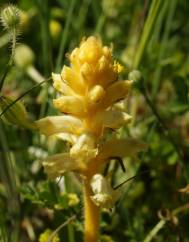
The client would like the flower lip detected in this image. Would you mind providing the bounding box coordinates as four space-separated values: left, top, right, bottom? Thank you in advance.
90 173 120 208
35 115 84 136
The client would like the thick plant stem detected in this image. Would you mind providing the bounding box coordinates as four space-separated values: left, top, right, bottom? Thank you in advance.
84 179 100 242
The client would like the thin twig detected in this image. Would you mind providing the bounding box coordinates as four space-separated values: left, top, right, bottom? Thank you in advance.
0 62 12 91
113 170 149 190
143 220 166 242
0 26 18 92
143 203 189 242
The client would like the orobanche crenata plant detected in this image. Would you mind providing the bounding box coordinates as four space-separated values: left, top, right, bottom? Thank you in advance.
36 36 147 242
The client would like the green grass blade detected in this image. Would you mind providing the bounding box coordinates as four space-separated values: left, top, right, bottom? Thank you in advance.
56 0 77 72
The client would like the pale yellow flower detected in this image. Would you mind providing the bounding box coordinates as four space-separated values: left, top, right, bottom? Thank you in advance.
36 36 147 205
36 36 147 242
90 174 120 208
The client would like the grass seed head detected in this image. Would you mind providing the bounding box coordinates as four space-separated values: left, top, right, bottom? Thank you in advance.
0 4 21 31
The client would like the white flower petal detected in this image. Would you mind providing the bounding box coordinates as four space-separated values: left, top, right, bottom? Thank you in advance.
96 110 132 129
97 138 148 160
42 153 78 179
90 174 110 194
90 174 120 208
56 133 78 144
70 133 98 163
36 115 84 136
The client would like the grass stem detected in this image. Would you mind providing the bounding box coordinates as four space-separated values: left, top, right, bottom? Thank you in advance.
143 203 189 242
133 0 162 69
56 0 76 72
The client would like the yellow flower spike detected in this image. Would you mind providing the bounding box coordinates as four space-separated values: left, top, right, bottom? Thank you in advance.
36 36 147 242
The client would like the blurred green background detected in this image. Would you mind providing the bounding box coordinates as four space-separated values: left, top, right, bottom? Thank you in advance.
0 0 189 241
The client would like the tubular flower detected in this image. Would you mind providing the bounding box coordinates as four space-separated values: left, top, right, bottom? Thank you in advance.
36 36 147 242
90 174 120 208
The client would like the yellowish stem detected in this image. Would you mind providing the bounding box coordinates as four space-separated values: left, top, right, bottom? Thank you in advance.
84 179 100 242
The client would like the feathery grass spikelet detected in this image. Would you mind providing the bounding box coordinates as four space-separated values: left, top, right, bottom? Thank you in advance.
0 4 21 31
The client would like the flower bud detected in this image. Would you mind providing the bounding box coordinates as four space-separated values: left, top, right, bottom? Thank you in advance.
88 85 105 104
128 70 142 82
90 174 120 208
14 44 35 69
49 20 62 40
80 62 93 82
0 5 21 30
113 61 124 73
0 96 36 129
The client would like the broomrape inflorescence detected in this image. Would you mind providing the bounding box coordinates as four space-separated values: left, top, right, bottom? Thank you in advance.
36 36 147 242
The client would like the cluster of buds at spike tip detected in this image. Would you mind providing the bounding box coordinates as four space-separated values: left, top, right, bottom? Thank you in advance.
36 36 147 208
